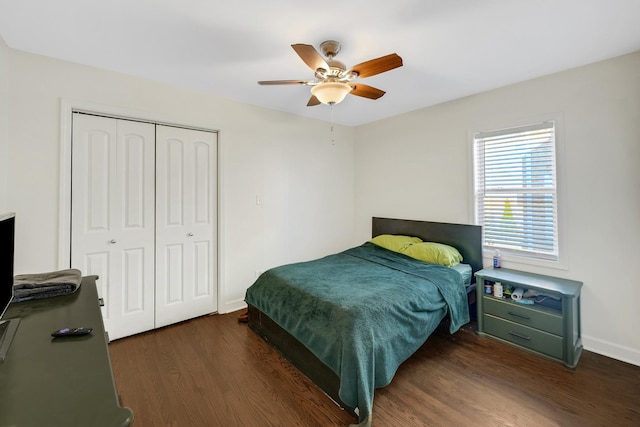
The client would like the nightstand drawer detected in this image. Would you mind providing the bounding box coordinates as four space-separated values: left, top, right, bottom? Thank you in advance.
483 296 563 336
484 314 563 359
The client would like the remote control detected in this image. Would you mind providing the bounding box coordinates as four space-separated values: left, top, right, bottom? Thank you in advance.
51 327 93 338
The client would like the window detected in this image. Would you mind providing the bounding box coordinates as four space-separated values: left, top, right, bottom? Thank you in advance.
473 121 559 261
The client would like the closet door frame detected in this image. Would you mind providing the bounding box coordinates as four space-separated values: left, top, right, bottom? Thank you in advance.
58 99 224 317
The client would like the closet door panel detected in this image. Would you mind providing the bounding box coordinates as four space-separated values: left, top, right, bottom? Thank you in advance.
194 141 212 224
80 125 112 233
72 114 156 340
163 243 185 304
123 247 146 312
194 240 210 297
84 251 110 312
123 133 149 229
164 138 185 225
155 125 217 327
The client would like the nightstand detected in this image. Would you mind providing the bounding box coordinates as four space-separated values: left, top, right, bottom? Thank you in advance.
475 268 583 368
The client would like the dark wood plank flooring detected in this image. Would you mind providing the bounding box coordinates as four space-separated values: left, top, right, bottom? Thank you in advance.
109 311 640 426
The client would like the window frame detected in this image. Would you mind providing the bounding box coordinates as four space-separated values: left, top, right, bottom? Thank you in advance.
469 115 567 270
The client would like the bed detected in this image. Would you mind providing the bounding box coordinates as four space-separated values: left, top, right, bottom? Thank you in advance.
245 217 482 426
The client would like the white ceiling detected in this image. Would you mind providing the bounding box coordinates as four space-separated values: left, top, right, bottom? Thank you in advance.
1 0 639 126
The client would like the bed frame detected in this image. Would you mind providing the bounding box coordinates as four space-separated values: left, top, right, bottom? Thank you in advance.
247 217 483 418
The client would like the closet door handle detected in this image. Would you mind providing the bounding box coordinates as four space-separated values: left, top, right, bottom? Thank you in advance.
187 233 194 237
110 239 117 244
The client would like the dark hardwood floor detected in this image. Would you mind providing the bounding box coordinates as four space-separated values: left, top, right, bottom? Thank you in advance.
109 311 640 426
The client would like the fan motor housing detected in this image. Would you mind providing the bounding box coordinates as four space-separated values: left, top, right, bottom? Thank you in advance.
319 40 341 58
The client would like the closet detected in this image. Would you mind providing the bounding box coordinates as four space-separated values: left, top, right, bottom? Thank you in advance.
70 113 217 340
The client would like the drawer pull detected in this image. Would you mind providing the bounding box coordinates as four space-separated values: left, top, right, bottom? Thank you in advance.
508 331 531 341
508 311 531 320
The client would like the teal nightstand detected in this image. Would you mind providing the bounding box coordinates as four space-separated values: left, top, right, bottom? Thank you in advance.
475 268 583 368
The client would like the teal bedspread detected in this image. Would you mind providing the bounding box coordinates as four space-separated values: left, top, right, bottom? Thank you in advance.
245 242 470 426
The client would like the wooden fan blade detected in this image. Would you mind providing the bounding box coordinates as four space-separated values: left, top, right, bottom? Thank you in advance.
307 95 321 106
350 84 386 100
291 44 330 72
258 80 310 85
348 53 403 78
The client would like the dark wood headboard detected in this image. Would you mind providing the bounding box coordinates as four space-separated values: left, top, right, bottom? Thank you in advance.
372 217 483 280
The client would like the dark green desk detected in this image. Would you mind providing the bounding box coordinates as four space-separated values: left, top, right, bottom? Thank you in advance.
0 276 133 426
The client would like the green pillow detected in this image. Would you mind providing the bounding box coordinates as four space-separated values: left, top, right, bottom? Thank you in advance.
401 242 463 267
369 234 422 253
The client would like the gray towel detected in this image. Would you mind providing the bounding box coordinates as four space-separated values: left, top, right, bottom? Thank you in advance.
13 269 82 302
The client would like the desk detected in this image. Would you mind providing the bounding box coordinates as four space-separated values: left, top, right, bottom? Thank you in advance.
0 276 133 426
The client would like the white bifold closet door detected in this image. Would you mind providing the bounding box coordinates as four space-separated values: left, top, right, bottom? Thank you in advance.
155 125 217 328
71 114 156 339
71 114 217 340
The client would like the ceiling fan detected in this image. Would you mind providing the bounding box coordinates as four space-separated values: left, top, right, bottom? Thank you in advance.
258 40 403 106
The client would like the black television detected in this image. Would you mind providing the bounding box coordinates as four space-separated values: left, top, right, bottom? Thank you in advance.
0 212 19 362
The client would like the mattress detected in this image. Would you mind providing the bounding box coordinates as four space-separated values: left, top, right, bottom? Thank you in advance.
450 262 472 288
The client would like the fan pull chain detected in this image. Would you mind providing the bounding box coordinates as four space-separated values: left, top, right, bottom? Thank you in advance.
330 104 335 145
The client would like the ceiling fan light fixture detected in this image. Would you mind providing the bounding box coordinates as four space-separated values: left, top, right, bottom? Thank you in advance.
259 41 403 107
311 82 353 105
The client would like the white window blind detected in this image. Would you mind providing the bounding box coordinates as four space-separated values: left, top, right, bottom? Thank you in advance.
474 121 559 261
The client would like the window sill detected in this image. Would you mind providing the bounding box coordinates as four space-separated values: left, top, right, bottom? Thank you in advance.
482 252 568 272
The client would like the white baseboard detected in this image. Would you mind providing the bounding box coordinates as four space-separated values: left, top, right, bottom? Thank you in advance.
583 335 640 367
218 298 247 315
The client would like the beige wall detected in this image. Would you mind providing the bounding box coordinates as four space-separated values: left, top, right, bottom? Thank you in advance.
0 37 8 210
3 47 355 313
354 51 640 365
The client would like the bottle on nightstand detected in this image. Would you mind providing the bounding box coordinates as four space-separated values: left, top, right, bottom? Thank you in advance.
493 282 503 298
493 250 502 268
